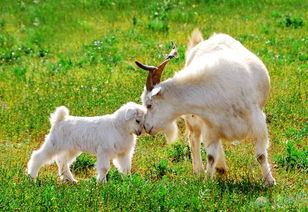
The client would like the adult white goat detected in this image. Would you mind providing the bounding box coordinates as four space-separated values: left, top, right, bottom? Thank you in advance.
135 30 276 185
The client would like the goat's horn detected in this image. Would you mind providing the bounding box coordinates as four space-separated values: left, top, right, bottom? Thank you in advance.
135 61 156 91
152 41 178 85
135 61 157 72
164 41 178 61
135 41 177 91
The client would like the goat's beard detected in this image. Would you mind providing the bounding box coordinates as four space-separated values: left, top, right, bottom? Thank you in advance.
163 121 178 144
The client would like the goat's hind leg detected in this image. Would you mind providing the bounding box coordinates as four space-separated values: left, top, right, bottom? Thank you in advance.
253 111 276 186
189 130 204 176
215 141 227 176
255 136 276 186
56 150 81 183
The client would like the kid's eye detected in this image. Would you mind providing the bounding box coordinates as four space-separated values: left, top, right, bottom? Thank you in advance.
147 104 152 109
136 120 140 124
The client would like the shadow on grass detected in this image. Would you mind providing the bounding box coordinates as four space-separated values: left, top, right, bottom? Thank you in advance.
215 177 269 195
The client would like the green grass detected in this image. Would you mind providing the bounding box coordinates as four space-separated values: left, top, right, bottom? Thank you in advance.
0 0 307 210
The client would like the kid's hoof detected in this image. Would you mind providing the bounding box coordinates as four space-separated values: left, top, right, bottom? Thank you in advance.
28 174 37 183
96 176 107 183
60 176 78 184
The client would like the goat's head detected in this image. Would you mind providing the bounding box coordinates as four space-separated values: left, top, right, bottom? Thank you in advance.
135 42 178 142
121 102 146 136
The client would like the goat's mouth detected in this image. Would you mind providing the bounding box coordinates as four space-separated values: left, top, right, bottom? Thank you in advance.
135 130 142 136
147 126 155 135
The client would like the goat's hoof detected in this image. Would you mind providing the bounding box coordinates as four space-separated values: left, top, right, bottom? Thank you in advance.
216 167 227 176
68 179 78 184
96 180 107 184
60 176 78 184
119 168 131 175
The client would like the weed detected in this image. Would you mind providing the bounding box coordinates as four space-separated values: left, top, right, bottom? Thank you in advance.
18 46 34 55
147 0 172 32
148 19 169 32
13 67 27 81
278 15 304 28
283 124 308 142
71 153 95 173
275 141 308 170
0 35 41 64
48 55 73 73
0 19 6 28
168 143 191 162
38 48 49 58
132 16 137 26
154 159 169 179
106 168 125 182
81 36 122 65
0 49 21 64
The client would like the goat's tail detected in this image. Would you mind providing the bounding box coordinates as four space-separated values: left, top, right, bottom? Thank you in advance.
187 29 204 51
50 106 69 126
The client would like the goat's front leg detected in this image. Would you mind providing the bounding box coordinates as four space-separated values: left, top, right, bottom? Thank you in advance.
185 115 204 176
113 152 132 174
96 151 110 183
189 129 204 176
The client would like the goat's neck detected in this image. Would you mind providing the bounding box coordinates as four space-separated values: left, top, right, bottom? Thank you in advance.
161 77 209 116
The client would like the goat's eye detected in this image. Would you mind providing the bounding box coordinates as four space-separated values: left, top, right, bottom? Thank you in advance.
136 120 140 124
147 104 152 109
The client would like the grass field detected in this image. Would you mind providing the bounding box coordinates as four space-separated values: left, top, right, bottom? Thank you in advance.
0 0 307 210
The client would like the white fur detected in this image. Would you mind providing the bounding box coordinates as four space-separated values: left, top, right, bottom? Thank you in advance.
141 30 275 185
27 102 146 183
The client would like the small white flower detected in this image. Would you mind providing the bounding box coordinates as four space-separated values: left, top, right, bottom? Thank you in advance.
33 17 40 26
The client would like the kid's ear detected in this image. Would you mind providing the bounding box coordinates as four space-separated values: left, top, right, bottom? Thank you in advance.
125 108 136 120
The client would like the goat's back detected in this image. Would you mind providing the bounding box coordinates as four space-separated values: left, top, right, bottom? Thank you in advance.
184 33 270 108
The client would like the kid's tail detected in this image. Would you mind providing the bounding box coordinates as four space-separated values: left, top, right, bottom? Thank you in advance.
50 106 69 126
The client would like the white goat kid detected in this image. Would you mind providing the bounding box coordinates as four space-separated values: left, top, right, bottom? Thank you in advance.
27 102 146 183
136 30 276 185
